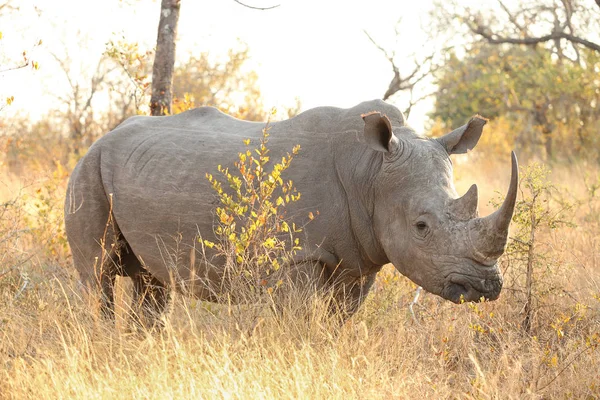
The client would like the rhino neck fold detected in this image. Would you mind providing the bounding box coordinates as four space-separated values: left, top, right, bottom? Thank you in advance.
333 143 389 269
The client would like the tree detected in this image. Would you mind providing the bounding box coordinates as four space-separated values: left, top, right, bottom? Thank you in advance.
172 47 268 121
430 44 600 161
105 37 154 115
149 0 282 118
0 1 41 112
364 19 443 118
463 0 600 62
149 0 181 116
50 51 117 155
429 0 600 161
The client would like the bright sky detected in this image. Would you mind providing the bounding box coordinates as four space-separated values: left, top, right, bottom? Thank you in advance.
1 0 442 131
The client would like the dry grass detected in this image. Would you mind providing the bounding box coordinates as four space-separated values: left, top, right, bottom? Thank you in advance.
1 156 599 399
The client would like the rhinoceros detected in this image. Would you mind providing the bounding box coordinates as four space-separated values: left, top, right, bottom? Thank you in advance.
64 99 517 320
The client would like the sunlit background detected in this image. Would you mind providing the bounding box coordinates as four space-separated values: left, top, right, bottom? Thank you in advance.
2 0 440 129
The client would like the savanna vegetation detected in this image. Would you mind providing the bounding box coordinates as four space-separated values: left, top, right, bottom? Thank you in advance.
1 0 599 398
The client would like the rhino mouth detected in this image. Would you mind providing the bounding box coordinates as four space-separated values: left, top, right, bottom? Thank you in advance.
441 270 503 303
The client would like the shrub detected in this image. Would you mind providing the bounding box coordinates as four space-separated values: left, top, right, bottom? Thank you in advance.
203 116 304 303
493 163 575 333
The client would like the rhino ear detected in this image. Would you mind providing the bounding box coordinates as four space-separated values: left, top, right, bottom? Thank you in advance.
362 111 397 153
437 116 487 155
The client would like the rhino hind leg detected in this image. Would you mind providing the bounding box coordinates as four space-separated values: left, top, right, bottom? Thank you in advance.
93 234 141 319
107 239 171 328
67 208 167 323
131 270 171 329
79 236 128 320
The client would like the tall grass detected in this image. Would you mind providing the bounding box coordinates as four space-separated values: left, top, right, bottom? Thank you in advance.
0 151 599 398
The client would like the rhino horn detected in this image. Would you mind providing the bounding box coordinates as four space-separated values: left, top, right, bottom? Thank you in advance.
469 152 519 261
449 183 479 219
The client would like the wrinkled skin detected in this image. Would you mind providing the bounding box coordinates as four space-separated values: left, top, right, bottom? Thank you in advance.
373 138 503 303
64 99 517 320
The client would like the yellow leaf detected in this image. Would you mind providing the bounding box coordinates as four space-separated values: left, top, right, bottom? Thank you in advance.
263 237 276 248
0 32 3 40
308 212 314 220
243 138 251 145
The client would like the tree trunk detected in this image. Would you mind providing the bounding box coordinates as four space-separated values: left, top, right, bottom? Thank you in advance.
150 0 181 116
544 133 553 161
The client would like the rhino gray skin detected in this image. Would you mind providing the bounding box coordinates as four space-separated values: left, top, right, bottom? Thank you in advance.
65 99 518 319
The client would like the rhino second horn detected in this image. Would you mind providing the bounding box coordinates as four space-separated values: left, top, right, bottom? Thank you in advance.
449 183 479 219
469 151 519 261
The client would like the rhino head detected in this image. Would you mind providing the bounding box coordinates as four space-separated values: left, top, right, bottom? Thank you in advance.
362 112 517 303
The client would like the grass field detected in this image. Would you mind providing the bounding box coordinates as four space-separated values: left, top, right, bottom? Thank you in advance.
1 154 599 399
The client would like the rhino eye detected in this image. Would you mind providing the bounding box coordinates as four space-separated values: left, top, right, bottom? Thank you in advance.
415 221 428 232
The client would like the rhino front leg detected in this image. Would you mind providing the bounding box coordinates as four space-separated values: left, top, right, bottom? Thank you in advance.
330 273 377 321
269 260 327 319
131 271 171 328
273 263 376 324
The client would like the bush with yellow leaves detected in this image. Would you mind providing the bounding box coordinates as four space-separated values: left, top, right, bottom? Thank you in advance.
203 116 303 302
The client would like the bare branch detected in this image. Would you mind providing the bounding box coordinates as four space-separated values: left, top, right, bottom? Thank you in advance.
469 22 600 53
81 57 110 112
468 1 600 55
559 0 581 62
0 1 18 13
0 61 29 73
404 90 435 119
364 30 434 101
363 30 395 62
233 0 279 10
497 0 527 34
50 51 77 91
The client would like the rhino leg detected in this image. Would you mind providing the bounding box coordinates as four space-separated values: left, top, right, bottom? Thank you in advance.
269 261 327 318
66 199 153 321
65 149 123 318
99 264 117 319
131 270 170 328
329 273 377 321
89 234 134 320
68 219 124 319
69 238 124 320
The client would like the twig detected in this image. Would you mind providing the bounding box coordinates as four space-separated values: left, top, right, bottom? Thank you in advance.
536 343 598 393
0 268 15 279
409 286 423 324
0 61 30 73
233 0 279 10
0 252 35 280
14 274 30 300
